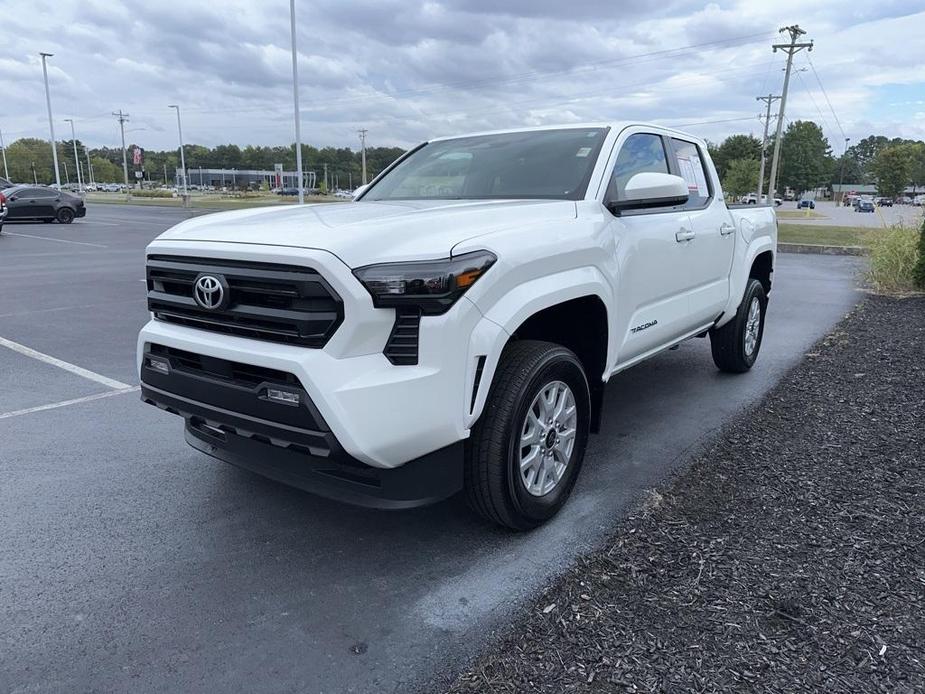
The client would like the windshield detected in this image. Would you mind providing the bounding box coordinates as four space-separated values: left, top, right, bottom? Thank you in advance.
362 127 608 202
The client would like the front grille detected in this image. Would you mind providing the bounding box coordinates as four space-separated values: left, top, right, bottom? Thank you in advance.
146 255 343 347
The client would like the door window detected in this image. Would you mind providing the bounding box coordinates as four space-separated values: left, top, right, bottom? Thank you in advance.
669 138 712 208
609 133 669 200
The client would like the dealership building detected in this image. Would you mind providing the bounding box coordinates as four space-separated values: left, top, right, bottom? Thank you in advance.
175 168 317 189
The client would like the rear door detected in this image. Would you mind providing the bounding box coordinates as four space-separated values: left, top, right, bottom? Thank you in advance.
602 132 696 365
667 137 736 325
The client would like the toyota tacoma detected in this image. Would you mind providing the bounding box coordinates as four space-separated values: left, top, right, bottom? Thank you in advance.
138 124 776 529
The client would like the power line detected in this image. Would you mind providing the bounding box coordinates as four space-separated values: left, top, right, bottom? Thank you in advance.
181 31 778 117
806 54 847 140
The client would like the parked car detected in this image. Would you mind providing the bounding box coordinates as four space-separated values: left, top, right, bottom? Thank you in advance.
798 199 815 209
0 190 7 233
741 193 781 206
1 185 86 223
875 197 893 207
913 195 925 206
277 187 301 196
856 200 875 213
0 176 14 190
138 123 777 529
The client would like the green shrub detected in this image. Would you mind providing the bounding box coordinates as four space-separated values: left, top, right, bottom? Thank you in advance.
866 224 921 293
913 217 925 289
131 189 175 198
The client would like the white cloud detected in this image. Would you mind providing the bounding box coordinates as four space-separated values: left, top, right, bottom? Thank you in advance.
0 0 922 151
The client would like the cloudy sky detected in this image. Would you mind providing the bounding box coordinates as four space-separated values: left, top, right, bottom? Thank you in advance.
2 0 923 154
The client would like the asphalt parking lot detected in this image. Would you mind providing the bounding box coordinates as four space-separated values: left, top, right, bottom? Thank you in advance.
1 204 865 694
781 199 924 227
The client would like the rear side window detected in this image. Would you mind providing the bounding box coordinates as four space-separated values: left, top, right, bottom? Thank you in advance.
609 133 669 199
669 138 711 208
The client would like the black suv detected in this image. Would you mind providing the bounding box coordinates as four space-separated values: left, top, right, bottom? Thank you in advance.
2 185 86 224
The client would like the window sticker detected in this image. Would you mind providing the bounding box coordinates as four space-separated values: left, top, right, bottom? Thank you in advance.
576 147 592 158
689 154 708 196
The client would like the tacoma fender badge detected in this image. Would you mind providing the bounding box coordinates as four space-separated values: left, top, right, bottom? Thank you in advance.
631 319 658 334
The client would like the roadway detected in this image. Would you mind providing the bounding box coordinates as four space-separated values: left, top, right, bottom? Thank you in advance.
0 203 864 693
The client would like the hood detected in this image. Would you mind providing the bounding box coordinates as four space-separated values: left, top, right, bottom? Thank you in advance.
152 199 577 267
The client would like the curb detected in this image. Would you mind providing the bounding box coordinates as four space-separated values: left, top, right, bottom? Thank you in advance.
778 242 868 256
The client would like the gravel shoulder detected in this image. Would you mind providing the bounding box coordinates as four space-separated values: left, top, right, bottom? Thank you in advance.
447 294 925 693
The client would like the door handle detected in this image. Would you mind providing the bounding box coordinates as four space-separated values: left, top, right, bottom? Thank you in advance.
675 228 695 242
720 223 736 236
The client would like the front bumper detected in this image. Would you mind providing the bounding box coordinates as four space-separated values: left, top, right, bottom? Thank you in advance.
141 381 462 509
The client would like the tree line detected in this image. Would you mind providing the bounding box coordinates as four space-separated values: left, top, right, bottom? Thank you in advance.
710 122 925 199
1 138 405 189
5 121 925 198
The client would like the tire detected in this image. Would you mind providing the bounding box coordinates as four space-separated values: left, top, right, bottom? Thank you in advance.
709 278 767 373
465 340 591 530
57 208 75 224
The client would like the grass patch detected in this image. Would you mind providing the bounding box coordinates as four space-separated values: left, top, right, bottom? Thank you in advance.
866 225 921 293
776 209 826 220
778 223 874 247
84 192 344 209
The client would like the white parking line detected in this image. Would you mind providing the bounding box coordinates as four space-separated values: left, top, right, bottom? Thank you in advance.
3 231 108 248
0 387 140 420
0 336 132 390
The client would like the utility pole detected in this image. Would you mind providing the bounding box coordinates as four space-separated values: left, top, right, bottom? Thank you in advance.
63 160 69 184
768 25 813 199
756 95 780 201
323 162 328 191
64 118 83 192
87 151 94 186
0 128 9 180
40 52 61 187
289 0 304 204
837 137 851 203
112 110 130 192
358 128 368 184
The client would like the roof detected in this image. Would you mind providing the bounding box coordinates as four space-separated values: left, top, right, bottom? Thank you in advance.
428 122 705 144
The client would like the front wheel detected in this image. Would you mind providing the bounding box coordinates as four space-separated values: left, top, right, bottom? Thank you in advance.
57 208 75 224
465 340 590 530
709 278 767 373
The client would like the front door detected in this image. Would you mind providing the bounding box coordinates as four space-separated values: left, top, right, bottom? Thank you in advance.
603 132 697 366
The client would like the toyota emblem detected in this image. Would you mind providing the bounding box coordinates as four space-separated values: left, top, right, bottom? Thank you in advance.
193 274 226 310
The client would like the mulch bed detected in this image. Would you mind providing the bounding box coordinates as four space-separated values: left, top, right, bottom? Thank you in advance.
447 294 925 693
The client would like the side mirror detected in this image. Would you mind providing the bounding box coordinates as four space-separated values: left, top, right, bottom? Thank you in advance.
352 184 369 200
607 172 689 214
8 195 16 201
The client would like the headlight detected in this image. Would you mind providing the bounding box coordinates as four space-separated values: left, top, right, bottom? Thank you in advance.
353 250 496 315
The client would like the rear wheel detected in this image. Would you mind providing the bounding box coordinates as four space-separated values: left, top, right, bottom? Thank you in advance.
709 278 767 373
57 208 75 224
465 340 590 530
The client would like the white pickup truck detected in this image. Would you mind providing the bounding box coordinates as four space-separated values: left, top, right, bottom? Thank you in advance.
138 123 776 529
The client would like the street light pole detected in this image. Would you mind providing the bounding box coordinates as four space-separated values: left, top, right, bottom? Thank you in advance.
40 52 61 187
837 137 851 204
289 0 304 204
64 118 83 192
0 127 9 180
168 105 188 201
